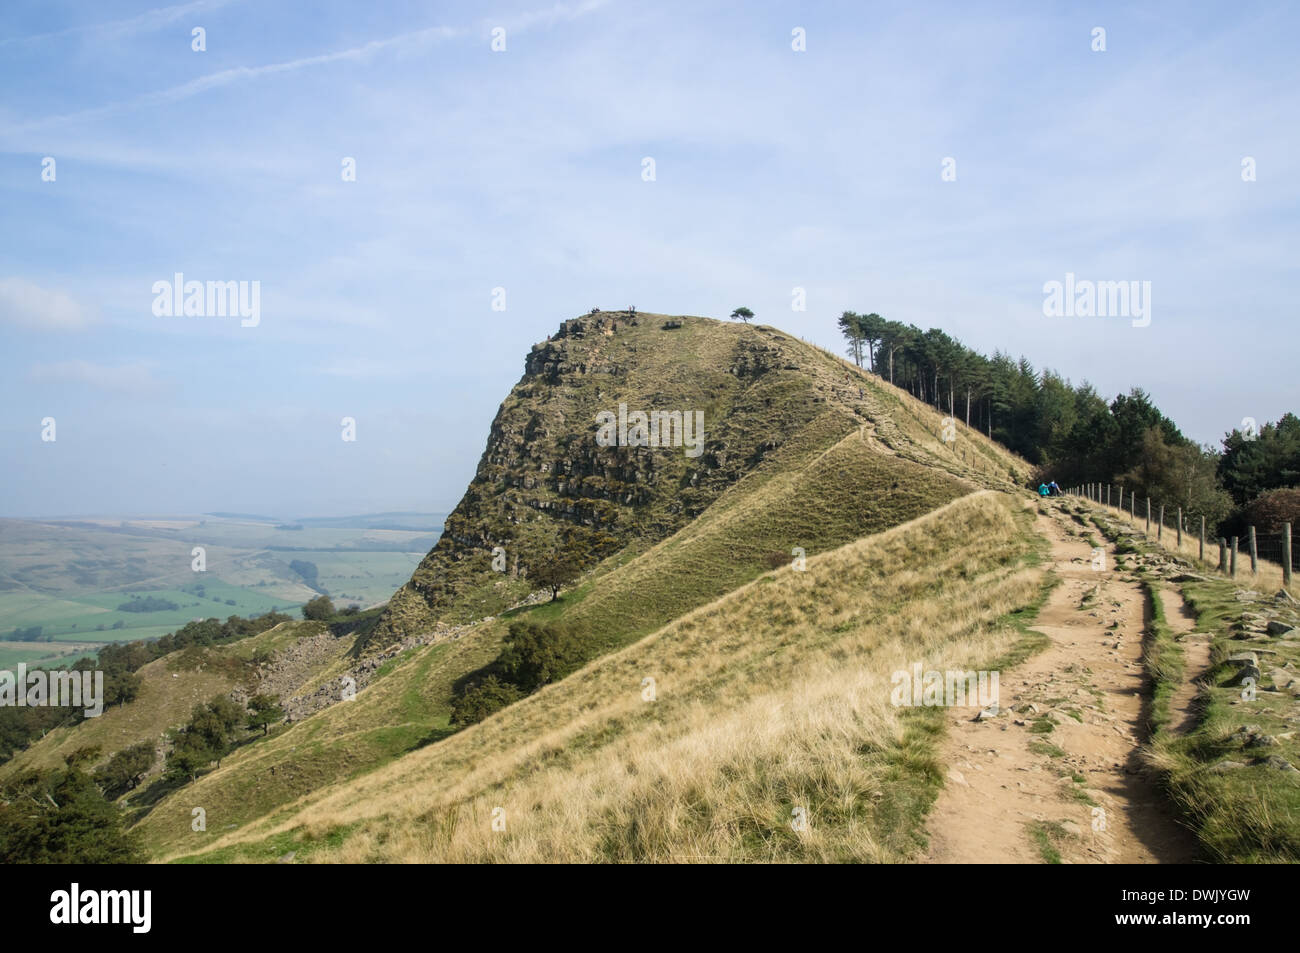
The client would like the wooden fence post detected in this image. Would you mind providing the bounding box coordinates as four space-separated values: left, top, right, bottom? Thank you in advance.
1200 516 1206 562
1284 523 1293 590
1158 504 1164 540
1177 507 1182 547
1249 525 1258 575
1219 538 1227 573
1231 537 1238 578
1146 498 1151 535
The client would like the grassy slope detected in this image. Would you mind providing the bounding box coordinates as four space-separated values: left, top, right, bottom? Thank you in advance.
135 416 977 856
372 316 1029 644
10 314 1034 858
0 621 336 783
129 316 1036 859
168 491 1044 863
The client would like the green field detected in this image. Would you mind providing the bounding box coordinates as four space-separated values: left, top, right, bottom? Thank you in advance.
0 580 296 641
0 513 442 664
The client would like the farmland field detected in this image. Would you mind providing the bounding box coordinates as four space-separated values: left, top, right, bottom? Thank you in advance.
0 512 443 667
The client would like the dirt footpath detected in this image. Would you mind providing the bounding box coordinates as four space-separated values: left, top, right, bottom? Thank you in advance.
922 502 1199 864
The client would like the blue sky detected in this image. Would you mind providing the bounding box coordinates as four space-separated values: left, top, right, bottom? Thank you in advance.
1 0 1296 518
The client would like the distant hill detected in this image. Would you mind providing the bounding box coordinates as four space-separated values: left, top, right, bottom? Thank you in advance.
291 513 448 532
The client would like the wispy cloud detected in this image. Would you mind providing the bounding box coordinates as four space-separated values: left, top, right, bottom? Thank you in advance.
0 278 93 330
12 23 463 131
492 0 611 32
0 0 240 47
11 0 613 132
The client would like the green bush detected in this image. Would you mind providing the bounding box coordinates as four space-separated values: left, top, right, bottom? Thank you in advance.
302 595 336 621
497 620 589 693
94 741 156 798
450 676 524 726
0 766 143 863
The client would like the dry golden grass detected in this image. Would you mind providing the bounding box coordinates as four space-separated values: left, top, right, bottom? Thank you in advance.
787 335 1031 487
171 491 1044 863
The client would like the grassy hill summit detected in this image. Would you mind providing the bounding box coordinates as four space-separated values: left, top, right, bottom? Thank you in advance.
366 310 1027 653
4 308 1048 865
8 309 1295 866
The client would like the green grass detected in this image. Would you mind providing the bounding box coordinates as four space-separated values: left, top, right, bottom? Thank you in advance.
135 631 482 859
550 429 973 657
1027 820 1066 863
175 823 358 864
1151 580 1300 863
1139 575 1185 735
1029 739 1066 758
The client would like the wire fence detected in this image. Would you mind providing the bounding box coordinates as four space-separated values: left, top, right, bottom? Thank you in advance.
1065 481 1294 593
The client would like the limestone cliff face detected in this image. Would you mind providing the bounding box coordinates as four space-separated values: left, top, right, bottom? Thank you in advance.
362 311 846 653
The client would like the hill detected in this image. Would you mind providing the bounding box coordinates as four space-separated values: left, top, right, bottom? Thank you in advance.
367 311 1027 652
166 491 1045 862
113 312 1029 859
5 311 1041 864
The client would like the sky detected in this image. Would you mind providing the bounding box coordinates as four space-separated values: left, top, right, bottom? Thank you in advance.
1 0 1296 518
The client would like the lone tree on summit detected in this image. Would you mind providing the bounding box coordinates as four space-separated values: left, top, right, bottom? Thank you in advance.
730 307 754 323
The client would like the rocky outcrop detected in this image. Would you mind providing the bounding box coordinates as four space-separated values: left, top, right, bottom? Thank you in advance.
361 312 850 653
233 623 470 722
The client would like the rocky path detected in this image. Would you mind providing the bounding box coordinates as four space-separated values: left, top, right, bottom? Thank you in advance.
922 501 1198 864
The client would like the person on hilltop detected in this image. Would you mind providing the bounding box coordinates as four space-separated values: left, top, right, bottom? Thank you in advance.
1038 482 1050 497
1049 480 1061 496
